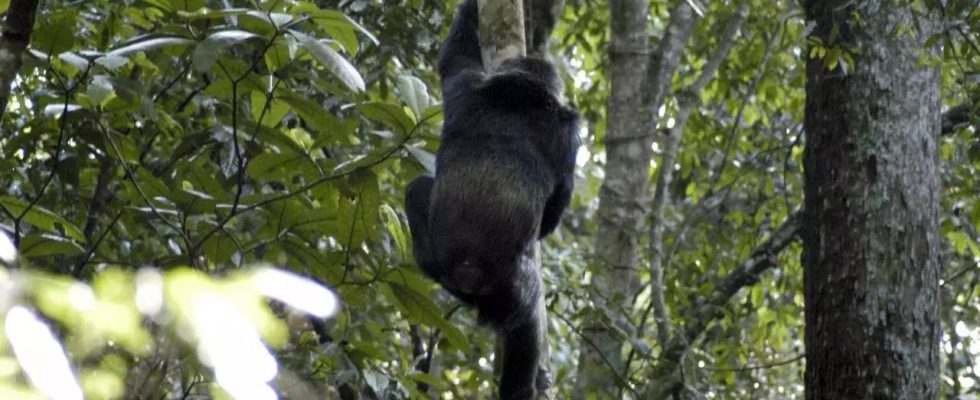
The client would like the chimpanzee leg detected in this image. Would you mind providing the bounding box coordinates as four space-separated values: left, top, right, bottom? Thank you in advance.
496 253 544 400
498 311 542 400
405 176 442 279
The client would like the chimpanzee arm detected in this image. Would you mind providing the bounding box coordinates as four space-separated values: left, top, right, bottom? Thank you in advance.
438 0 487 127
539 180 571 238
438 0 483 84
405 176 445 279
539 112 580 238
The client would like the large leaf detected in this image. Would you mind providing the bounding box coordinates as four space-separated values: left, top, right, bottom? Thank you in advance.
246 153 307 181
329 171 379 248
169 0 205 12
176 7 250 19
356 102 416 135
0 197 85 243
380 204 408 260
108 35 195 57
395 75 431 120
250 91 290 128
405 145 436 174
20 234 85 258
192 30 261 72
304 8 379 46
382 282 467 350
33 12 77 54
290 30 365 93
245 10 293 29
278 91 349 137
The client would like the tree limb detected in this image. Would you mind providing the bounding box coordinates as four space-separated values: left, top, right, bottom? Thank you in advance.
644 210 802 398
647 0 749 346
0 0 40 119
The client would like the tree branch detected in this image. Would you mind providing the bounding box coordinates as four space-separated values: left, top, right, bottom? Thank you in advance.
642 0 698 114
0 0 40 119
644 210 802 398
647 0 749 346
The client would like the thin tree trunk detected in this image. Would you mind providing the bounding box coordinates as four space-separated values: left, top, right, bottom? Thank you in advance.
802 1 942 398
477 2 555 398
478 0 526 68
648 0 748 346
575 1 698 397
572 0 653 397
0 0 40 120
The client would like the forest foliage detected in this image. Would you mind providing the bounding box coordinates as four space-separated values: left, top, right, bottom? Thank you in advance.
0 0 977 399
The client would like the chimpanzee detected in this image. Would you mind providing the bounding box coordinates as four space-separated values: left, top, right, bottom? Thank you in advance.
403 0 580 399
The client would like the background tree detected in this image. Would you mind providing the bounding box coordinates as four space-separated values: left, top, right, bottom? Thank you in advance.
802 1 942 397
0 0 978 399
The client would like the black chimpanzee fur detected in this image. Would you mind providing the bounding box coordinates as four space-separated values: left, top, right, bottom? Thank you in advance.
403 0 579 399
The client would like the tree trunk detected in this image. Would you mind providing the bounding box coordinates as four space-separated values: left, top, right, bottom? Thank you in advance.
478 0 526 68
571 0 652 397
476 1 554 398
802 1 941 399
574 1 697 397
0 0 40 119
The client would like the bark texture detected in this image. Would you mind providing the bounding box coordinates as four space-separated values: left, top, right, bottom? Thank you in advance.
0 0 40 119
575 1 697 397
802 1 941 399
478 0 527 69
476 1 552 397
572 0 653 397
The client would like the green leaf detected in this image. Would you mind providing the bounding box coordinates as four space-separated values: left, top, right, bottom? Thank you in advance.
57 52 90 70
309 10 359 55
279 90 348 136
139 0 173 12
382 282 467 350
245 10 293 29
135 169 172 200
20 234 85 258
0 0 10 14
169 0 204 12
193 30 261 72
395 75 430 120
176 159 229 199
108 35 195 57
330 171 379 248
246 152 305 181
94 54 129 71
176 7 250 19
356 102 415 135
250 91 291 128
291 30 365 92
305 8 378 46
33 12 77 55
421 104 444 124
43 104 83 117
405 145 436 174
0 196 85 243
87 75 115 106
380 204 408 260
264 41 295 72
104 134 141 163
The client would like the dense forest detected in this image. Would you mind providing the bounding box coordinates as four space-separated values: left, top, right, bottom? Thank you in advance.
0 0 976 399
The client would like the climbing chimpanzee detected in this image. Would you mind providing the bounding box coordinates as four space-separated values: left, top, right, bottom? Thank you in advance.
403 0 579 398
